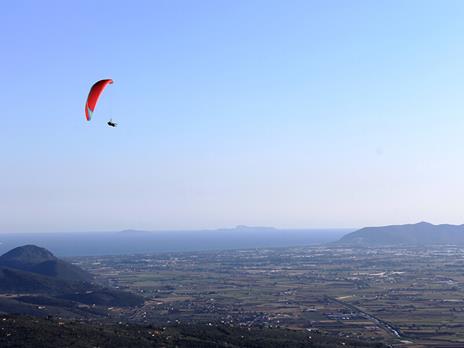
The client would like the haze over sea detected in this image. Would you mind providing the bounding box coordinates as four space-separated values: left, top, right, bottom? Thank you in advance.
0 227 349 257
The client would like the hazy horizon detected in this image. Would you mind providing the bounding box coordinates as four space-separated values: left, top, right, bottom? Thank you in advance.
0 225 353 234
0 220 457 235
0 227 351 256
3 1 464 233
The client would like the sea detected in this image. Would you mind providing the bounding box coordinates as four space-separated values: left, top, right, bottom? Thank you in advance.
0 227 351 257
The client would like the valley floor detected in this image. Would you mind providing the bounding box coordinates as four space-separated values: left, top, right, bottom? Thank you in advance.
70 245 464 347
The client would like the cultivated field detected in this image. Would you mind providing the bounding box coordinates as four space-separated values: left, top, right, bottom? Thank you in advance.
71 245 464 347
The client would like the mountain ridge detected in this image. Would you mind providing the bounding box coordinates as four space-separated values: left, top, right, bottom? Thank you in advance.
337 222 464 246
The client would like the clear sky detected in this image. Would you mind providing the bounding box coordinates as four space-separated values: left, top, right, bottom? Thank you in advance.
2 0 464 232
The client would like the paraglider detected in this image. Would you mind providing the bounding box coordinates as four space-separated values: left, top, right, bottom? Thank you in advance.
85 79 113 121
107 119 117 127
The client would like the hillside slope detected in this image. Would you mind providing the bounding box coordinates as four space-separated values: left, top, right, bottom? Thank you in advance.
338 222 464 246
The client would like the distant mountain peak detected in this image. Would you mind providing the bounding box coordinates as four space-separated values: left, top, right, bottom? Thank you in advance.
0 245 92 283
118 229 151 234
233 225 276 231
0 245 56 265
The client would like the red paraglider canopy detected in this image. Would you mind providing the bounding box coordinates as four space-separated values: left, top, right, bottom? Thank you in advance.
85 79 113 121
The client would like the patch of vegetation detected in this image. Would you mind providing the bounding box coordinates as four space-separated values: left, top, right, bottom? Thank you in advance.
0 315 387 348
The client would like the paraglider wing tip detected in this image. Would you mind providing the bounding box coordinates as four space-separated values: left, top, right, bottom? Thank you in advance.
85 105 93 121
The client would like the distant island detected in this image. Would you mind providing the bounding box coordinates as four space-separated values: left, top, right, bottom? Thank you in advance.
337 221 464 246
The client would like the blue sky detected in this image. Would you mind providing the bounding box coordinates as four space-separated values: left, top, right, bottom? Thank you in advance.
2 1 464 232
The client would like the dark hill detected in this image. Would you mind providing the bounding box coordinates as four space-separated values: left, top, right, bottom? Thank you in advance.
29 259 92 282
0 245 55 265
337 222 464 246
0 245 143 310
0 245 92 282
58 288 144 307
0 267 80 293
0 266 143 308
